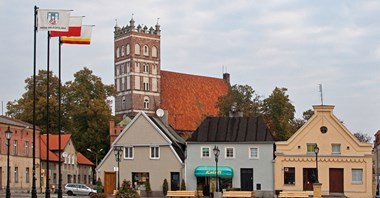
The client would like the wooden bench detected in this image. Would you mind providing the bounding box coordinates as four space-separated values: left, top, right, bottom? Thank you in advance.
279 191 309 198
222 191 256 197
167 190 196 197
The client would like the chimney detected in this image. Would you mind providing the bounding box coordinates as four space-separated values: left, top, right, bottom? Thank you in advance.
223 73 230 84
229 102 243 117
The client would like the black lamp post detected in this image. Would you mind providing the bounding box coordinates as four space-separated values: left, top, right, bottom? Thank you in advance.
87 148 103 181
213 145 220 192
114 146 123 190
314 144 319 183
5 126 13 198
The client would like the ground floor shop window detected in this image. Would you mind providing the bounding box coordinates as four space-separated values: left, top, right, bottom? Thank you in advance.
132 172 149 190
196 176 232 195
284 167 295 185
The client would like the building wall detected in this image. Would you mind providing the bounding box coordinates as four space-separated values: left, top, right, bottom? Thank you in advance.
98 112 183 194
0 123 41 192
274 105 373 197
186 142 274 197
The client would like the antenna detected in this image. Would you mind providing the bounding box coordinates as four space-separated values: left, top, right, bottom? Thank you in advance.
319 84 324 106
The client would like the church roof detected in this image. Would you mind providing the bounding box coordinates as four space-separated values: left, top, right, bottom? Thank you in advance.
188 116 275 142
160 70 228 132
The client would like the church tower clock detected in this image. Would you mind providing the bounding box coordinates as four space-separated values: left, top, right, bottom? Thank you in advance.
114 18 161 117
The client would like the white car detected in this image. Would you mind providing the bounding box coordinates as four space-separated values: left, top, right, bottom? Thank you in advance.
64 183 97 196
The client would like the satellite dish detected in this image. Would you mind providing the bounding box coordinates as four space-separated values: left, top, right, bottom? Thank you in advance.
156 108 164 117
62 152 68 158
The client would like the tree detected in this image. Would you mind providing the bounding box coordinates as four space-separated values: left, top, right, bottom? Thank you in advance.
64 67 115 158
6 70 63 133
353 132 371 143
216 84 261 117
261 87 296 141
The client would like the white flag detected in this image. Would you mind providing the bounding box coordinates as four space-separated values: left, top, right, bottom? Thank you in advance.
37 9 71 32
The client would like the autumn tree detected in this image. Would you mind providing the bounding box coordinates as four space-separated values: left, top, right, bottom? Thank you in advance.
216 84 261 117
353 132 371 143
6 70 63 133
261 87 296 141
64 67 115 157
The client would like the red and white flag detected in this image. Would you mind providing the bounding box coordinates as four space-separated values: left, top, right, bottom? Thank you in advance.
37 9 71 32
50 16 83 37
60 25 93 45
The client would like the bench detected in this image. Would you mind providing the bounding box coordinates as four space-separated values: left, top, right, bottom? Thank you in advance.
222 191 256 197
167 190 196 197
279 191 309 198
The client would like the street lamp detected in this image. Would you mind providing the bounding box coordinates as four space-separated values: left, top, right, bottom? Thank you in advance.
87 148 103 181
213 145 220 192
5 126 13 198
114 146 123 190
314 144 319 183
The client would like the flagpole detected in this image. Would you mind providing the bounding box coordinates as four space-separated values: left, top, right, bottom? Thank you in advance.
32 5 38 198
45 31 51 198
57 38 63 198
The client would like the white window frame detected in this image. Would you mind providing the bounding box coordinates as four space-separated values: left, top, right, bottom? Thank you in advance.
126 44 130 55
249 147 259 159
14 140 18 155
225 147 235 159
332 143 341 154
201 147 210 158
124 147 134 159
352 169 363 184
150 146 160 159
144 96 150 109
116 47 120 58
25 141 29 156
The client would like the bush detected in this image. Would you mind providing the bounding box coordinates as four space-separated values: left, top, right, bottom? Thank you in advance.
90 193 106 198
180 179 186 190
162 179 168 196
94 178 104 193
116 188 140 198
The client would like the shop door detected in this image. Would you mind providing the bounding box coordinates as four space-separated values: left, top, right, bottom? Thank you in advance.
303 168 316 191
329 168 344 193
104 172 116 195
171 172 180 190
240 168 253 191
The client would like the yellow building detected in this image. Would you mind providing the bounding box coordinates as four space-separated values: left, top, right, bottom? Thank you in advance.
274 105 372 198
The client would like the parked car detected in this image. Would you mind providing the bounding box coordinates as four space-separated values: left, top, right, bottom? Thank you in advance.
64 183 97 196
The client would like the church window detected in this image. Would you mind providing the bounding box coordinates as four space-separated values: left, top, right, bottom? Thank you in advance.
121 64 125 74
116 47 120 58
144 96 150 109
143 45 149 56
126 44 130 55
144 82 149 91
135 62 140 73
126 62 130 73
122 96 126 109
152 46 158 57
121 46 125 56
121 77 125 91
135 44 140 55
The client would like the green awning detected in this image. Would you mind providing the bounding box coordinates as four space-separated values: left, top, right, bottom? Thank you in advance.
194 166 233 177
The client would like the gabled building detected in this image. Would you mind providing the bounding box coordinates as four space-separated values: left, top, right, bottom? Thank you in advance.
274 105 372 197
0 116 41 193
40 134 93 192
98 112 185 196
186 116 275 197
113 18 229 137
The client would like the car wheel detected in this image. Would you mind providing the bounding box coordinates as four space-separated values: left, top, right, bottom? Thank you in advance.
67 191 73 196
89 192 94 196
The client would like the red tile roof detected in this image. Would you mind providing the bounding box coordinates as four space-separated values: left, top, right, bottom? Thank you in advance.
40 134 71 151
40 137 60 162
77 152 94 166
160 70 228 131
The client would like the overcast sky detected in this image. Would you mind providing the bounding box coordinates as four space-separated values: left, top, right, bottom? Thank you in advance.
1 1 379 138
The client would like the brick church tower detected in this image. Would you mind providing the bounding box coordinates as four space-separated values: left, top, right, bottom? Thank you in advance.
114 18 161 117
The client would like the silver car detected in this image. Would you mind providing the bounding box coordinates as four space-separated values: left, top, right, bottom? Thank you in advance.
64 183 97 196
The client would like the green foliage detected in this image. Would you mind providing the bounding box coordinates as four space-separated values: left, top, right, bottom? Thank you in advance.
6 67 115 164
94 178 103 193
90 193 106 198
217 84 261 117
261 87 296 140
180 179 186 190
116 179 139 198
162 179 168 196
145 181 152 193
